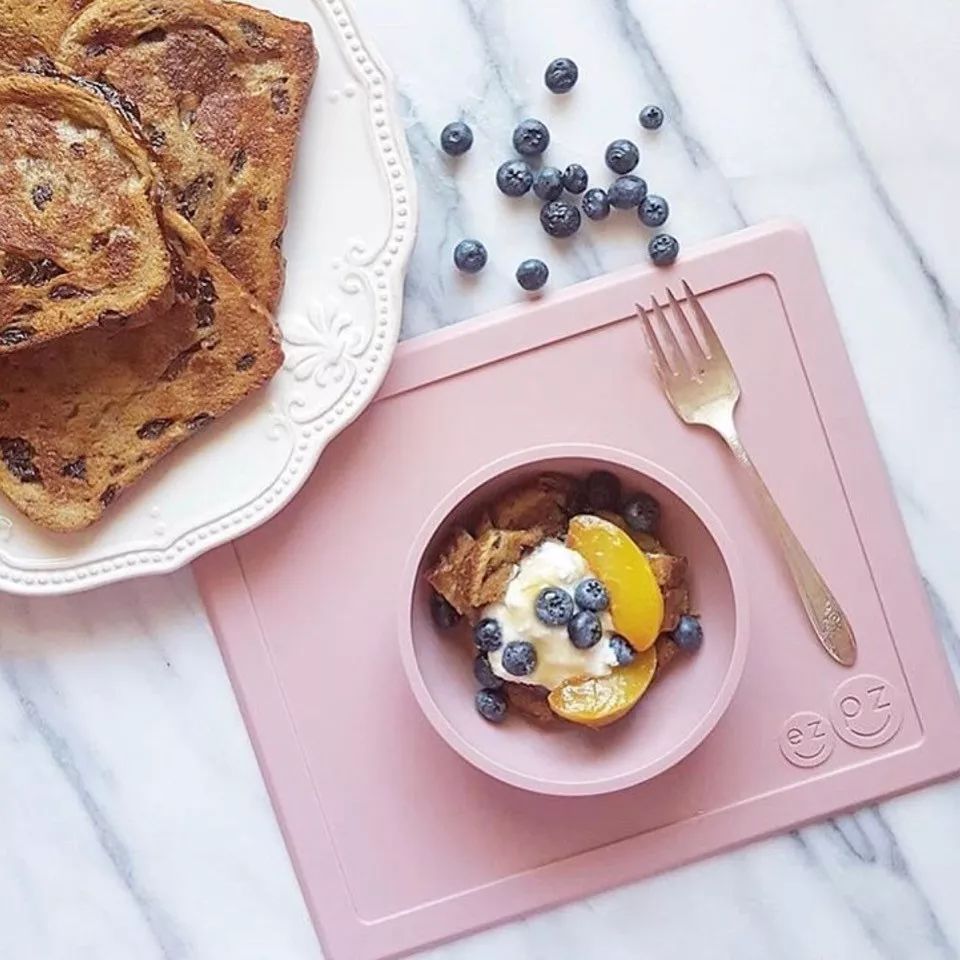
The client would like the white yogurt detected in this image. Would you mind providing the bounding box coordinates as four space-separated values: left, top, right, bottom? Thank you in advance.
485 540 618 689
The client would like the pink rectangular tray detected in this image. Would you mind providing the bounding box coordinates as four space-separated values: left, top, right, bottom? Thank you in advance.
195 221 960 960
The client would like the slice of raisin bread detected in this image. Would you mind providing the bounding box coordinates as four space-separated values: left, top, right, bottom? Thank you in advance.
0 1 72 66
0 73 171 353
0 208 283 532
60 0 317 312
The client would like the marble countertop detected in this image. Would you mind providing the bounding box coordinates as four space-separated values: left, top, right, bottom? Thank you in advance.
3 0 960 957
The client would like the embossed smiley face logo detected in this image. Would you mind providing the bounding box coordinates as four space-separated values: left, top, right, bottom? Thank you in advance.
779 711 835 768
829 674 903 748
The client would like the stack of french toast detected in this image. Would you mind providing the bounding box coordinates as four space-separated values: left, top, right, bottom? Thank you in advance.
0 0 316 531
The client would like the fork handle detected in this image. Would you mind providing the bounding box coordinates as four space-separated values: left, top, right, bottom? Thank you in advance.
717 421 857 667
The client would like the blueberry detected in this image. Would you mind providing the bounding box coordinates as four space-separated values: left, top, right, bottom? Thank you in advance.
608 175 647 210
609 634 637 666
496 159 534 197
473 617 502 652
516 258 549 291
586 470 621 510
539 199 581 238
453 239 487 274
562 163 588 194
581 187 610 221
622 493 660 534
513 118 550 157
474 654 504 689
544 57 578 94
568 610 603 649
639 104 664 130
672 614 703 652
638 194 669 227
535 586 575 626
430 591 460 629
475 687 508 723
605 138 639 174
501 640 538 677
648 233 680 266
439 120 473 156
533 166 564 201
574 578 609 612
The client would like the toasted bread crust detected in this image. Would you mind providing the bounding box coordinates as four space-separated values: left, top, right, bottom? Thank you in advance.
60 0 317 311
0 209 282 531
0 73 171 353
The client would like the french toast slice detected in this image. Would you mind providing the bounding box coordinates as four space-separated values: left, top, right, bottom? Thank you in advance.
0 208 282 532
0 73 171 353
60 0 317 312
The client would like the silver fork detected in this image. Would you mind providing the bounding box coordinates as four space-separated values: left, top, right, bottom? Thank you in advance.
637 280 856 667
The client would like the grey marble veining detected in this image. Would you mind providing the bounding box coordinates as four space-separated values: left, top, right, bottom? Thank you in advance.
2 1 960 958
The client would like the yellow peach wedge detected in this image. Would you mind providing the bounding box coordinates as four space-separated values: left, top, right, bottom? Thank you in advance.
548 646 658 728
567 514 664 650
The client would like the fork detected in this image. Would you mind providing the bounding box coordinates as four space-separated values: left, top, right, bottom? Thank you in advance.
637 281 857 667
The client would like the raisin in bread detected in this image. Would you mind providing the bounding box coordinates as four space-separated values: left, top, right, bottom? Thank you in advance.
0 208 282 532
60 0 317 312
0 73 172 353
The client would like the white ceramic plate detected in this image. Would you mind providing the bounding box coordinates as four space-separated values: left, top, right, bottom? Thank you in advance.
0 0 416 595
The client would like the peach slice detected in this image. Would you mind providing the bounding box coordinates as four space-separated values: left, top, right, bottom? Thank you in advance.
567 514 664 650
548 646 658 728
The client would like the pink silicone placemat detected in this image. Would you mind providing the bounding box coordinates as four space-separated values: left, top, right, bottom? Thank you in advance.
195 221 960 960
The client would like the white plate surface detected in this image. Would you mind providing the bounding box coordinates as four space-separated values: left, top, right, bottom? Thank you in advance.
0 0 416 595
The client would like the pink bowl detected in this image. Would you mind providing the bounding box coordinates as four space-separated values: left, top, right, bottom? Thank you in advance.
398 443 749 796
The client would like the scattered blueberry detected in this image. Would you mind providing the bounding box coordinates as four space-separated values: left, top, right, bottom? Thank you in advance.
501 640 538 677
608 174 647 209
496 159 534 197
568 610 603 649
604 138 639 174
535 586 575 626
539 199 581 238
586 470 621 510
473 617 503 652
562 163 589 194
638 194 669 228
430 591 460 629
639 104 664 130
439 120 473 156
544 57 579 94
533 166 564 201
581 187 610 221
513 118 550 157
475 687 508 722
648 233 680 266
610 633 637 666
453 239 487 274
474 654 504 689
622 493 660 534
574 578 609 613
516 258 549 291
672 614 703 652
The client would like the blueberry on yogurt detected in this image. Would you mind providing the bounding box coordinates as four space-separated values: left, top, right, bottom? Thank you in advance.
609 634 637 666
496 159 534 197
605 138 639 174
473 617 503 652
568 610 603 649
608 175 647 210
501 640 538 677
574 578 609 613
453 239 487 273
562 163 589 194
473 654 504 689
535 586 575 626
581 187 610 221
439 120 473 156
533 166 564 201
544 57 579 94
513 118 550 157
539 199 581 238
